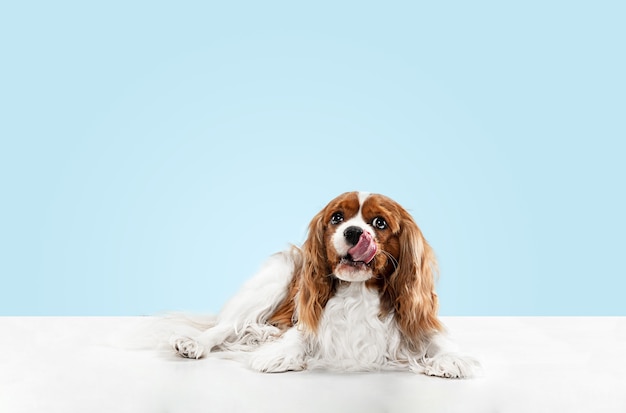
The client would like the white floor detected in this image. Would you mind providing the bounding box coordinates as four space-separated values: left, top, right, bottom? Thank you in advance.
0 317 624 413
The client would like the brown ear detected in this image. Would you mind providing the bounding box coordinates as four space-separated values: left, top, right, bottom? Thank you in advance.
296 209 335 333
388 216 443 348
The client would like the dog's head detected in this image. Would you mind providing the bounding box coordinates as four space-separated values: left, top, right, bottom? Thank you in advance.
297 191 442 343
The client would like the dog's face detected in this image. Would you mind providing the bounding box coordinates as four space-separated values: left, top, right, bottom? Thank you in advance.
317 191 406 282
295 191 441 338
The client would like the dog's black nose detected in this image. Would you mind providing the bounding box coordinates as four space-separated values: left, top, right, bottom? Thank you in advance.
344 226 363 246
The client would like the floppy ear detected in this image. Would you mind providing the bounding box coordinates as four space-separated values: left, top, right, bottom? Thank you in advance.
389 216 443 349
296 209 335 333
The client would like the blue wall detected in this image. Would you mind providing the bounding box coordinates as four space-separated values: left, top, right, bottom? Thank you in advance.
1 1 624 315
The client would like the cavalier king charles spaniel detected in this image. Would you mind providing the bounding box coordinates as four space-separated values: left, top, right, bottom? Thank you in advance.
171 191 479 378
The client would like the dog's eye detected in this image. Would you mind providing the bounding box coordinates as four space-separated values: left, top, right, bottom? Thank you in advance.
372 217 388 230
330 212 344 225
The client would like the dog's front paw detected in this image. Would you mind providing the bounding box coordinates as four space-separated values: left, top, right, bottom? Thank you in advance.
171 336 205 359
249 351 305 373
419 353 481 379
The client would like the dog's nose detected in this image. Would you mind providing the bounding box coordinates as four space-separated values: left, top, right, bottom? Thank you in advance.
343 226 363 246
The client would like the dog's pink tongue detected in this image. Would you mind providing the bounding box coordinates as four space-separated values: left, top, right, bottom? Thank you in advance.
348 232 377 263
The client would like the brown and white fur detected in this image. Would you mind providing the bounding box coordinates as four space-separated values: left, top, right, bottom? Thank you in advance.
171 191 479 378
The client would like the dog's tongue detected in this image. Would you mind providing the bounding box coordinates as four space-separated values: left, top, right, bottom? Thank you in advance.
348 231 377 264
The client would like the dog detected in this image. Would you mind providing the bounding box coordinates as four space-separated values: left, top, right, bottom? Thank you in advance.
170 191 479 378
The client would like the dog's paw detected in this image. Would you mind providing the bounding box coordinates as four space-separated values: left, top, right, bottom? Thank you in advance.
248 351 305 373
170 336 205 359
418 353 481 379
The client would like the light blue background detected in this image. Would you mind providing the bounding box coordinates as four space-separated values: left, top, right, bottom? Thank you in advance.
1 1 624 316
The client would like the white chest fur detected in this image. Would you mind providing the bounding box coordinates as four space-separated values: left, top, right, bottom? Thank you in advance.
308 282 403 371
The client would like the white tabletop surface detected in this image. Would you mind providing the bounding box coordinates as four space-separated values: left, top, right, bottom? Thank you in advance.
1 317 624 413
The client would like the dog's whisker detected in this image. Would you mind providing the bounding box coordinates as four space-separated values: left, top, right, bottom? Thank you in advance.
379 250 398 271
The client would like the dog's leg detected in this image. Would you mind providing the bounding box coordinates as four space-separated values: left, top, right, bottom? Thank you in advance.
248 327 306 373
171 323 233 359
410 333 481 379
171 250 298 359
